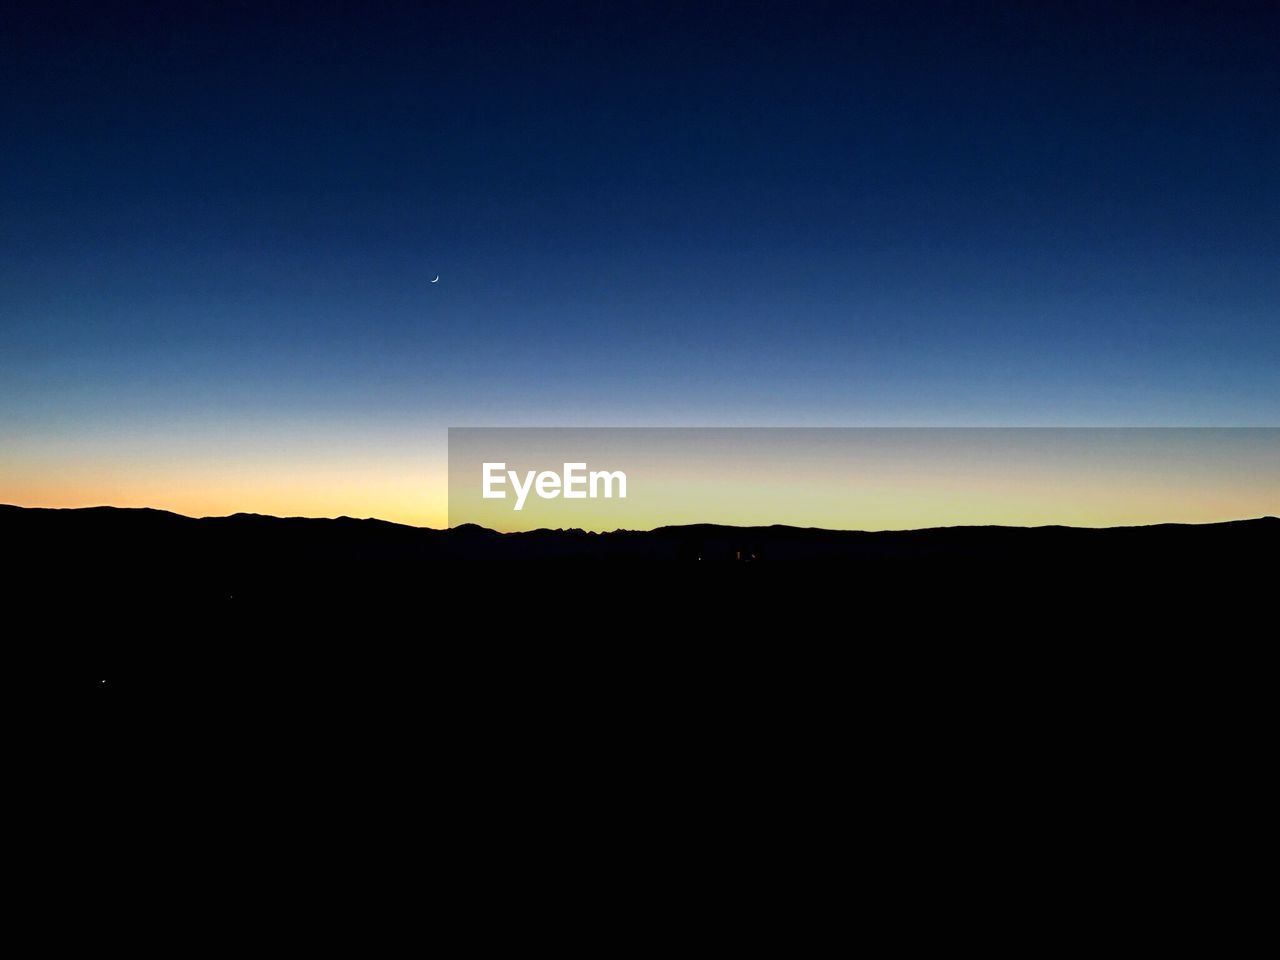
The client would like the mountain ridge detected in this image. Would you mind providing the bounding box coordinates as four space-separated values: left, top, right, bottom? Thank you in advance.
4 503 1276 537
7 503 1275 609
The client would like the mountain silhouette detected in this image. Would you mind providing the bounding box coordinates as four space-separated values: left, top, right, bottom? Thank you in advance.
6 503 1276 577
52 503 1274 709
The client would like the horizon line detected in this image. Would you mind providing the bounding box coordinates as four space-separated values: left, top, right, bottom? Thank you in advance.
3 502 1276 537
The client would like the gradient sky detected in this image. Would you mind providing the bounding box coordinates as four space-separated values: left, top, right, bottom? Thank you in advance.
2 2 1277 525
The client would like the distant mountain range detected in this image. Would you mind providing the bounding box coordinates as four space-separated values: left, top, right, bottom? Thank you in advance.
5 503 1276 566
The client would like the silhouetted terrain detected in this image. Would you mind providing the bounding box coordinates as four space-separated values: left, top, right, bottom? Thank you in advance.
51 504 1272 726
7 503 1276 559
7 504 1276 593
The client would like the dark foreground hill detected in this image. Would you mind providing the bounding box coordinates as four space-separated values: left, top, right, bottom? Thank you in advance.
34 505 1274 721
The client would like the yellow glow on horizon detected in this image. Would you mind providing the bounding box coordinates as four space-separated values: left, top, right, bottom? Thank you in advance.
0 460 449 528
5 429 1277 532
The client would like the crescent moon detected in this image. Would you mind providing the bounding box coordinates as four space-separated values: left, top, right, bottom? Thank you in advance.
430 276 440 283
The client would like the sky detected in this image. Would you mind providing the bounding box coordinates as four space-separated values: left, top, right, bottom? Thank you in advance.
2 2 1277 526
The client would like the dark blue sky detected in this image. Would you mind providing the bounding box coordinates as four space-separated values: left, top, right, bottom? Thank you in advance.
3 0 1278 444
